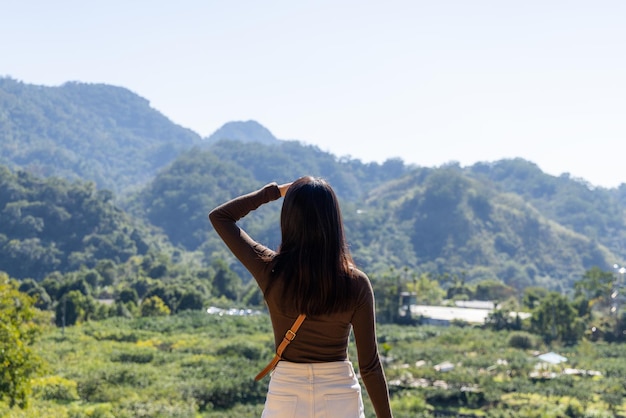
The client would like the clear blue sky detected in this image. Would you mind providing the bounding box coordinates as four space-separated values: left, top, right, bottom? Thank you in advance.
2 1 625 188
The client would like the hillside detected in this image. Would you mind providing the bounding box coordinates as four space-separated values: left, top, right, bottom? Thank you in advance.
0 166 153 280
2 78 625 292
126 143 622 291
0 77 201 194
362 167 615 290
468 159 626 254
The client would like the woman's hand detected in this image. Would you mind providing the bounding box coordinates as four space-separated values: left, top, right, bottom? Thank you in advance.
278 182 292 197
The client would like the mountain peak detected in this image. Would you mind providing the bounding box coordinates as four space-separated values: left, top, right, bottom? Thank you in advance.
205 120 279 145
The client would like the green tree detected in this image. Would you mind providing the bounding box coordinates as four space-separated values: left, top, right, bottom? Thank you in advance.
95 259 117 286
474 279 516 302
530 292 583 344
445 272 473 300
117 287 139 305
55 290 96 327
574 267 615 310
241 283 264 307
18 279 52 310
81 269 102 290
522 286 549 310
0 274 43 407
370 268 402 324
485 308 512 331
177 290 204 311
140 295 171 317
408 272 445 305
211 259 241 301
143 282 182 312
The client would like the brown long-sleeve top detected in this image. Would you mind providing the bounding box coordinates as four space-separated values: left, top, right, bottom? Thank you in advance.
209 183 392 418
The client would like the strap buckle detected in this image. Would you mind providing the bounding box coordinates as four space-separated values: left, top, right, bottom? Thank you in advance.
285 329 297 341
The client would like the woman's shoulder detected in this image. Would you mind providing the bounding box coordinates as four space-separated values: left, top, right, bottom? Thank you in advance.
350 267 368 280
349 268 373 293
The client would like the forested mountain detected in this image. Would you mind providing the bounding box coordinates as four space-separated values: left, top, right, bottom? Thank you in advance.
362 166 615 290
0 77 201 194
0 78 410 198
2 78 625 293
468 159 626 255
129 147 619 291
0 166 153 280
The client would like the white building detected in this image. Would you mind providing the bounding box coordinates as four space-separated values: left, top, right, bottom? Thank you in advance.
406 303 531 326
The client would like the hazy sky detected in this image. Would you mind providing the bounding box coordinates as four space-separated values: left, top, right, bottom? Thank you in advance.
2 1 625 188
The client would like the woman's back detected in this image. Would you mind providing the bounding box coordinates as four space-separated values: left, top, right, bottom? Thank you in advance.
263 268 372 364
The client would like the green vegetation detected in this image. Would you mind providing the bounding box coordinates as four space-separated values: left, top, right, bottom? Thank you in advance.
3 78 626 416
2 258 626 416
0 77 200 194
0 274 43 408
2 77 626 289
1 312 272 417
0 165 152 280
1 308 625 417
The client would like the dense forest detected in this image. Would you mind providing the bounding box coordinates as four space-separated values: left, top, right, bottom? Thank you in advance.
2 77 626 417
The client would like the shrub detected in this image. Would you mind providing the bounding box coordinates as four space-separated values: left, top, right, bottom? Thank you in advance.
111 349 155 364
31 375 80 401
508 331 536 350
390 391 433 415
186 378 265 410
140 296 170 317
176 291 204 312
87 329 139 343
216 341 266 360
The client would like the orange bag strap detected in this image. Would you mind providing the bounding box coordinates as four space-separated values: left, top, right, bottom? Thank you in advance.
255 314 306 381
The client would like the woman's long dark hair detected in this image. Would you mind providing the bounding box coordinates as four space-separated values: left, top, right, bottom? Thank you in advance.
268 176 354 316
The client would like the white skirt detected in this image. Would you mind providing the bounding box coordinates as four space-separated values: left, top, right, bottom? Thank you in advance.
262 360 365 418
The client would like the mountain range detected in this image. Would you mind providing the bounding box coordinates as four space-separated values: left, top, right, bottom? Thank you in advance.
1 76 625 292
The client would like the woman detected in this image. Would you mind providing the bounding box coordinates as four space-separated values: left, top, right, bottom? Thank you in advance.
209 176 393 418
